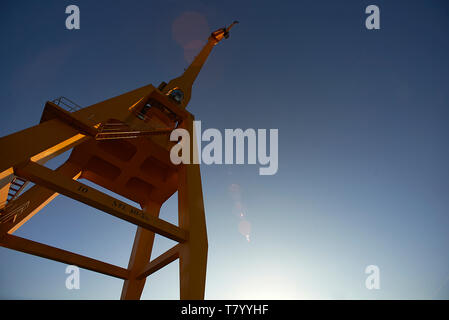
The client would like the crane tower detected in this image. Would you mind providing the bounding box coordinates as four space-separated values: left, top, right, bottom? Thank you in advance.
0 22 238 299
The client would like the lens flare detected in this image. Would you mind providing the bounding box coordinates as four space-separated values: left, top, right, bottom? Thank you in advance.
172 12 209 62
238 220 251 240
230 183 252 242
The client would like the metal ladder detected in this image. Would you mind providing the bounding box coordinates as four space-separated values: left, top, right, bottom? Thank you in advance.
0 177 29 223
7 177 28 203
52 96 82 112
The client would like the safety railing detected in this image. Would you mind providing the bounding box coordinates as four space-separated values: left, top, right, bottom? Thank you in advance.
52 96 82 112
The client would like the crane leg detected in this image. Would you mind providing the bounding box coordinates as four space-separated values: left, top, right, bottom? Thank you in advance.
177 117 208 300
121 201 161 300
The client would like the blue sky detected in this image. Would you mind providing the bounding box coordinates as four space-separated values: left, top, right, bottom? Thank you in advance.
1 0 449 299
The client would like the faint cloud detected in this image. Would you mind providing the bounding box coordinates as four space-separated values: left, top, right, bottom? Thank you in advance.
11 42 75 92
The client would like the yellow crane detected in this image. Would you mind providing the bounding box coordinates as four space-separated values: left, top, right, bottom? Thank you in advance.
0 21 238 300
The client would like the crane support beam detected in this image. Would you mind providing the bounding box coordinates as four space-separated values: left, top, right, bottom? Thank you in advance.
14 161 188 243
0 233 130 280
0 161 82 235
136 244 180 280
0 119 88 178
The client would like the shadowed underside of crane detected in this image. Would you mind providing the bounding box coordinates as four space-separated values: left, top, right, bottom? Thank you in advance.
0 22 238 299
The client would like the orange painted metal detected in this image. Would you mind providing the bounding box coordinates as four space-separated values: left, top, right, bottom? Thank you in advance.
0 23 237 299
